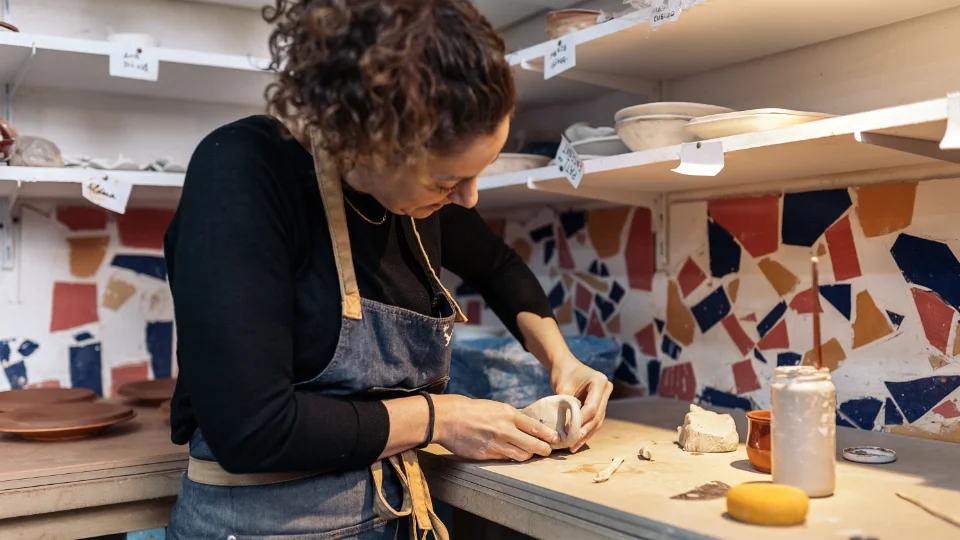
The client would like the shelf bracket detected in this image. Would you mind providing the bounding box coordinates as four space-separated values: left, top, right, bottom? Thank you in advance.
0 196 14 271
1 0 10 23
3 43 36 122
854 132 960 164
655 194 669 272
518 60 659 99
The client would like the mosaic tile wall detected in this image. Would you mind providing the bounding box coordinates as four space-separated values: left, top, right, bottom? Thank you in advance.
451 178 960 443
0 204 175 395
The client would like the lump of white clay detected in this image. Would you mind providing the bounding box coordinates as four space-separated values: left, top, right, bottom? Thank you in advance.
676 404 738 453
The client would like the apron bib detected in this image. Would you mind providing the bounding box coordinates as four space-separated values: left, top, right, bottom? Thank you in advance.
167 129 465 540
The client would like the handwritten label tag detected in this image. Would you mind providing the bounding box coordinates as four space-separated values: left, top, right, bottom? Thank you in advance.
81 175 133 214
555 136 585 188
672 141 724 176
109 47 159 81
941 92 960 150
544 38 576 80
651 0 682 27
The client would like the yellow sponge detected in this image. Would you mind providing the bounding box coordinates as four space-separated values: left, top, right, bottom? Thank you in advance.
726 483 809 526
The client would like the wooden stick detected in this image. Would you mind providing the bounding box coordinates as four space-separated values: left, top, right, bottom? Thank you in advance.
811 256 823 370
897 492 960 529
592 456 625 483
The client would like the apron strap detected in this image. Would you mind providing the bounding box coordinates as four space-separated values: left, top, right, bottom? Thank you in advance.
372 450 449 540
409 219 467 324
309 128 363 321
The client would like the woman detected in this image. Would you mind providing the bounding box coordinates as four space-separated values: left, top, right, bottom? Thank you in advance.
165 1 613 538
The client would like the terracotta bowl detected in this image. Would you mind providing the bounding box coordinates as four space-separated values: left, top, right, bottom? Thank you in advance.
546 9 602 39
746 410 771 473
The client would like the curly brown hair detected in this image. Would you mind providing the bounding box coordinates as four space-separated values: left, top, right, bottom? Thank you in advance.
263 0 516 172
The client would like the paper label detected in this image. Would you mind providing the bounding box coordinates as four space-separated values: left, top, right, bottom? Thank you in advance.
544 38 576 80
651 0 682 27
941 92 960 150
672 141 724 176
109 47 159 81
81 175 133 214
555 136 585 188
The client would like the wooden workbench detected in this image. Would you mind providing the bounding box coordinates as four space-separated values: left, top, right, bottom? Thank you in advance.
0 402 187 539
421 397 960 540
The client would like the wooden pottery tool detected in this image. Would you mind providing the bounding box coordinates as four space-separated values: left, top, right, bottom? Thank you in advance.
0 402 136 441
0 387 97 412
520 395 582 450
117 378 177 405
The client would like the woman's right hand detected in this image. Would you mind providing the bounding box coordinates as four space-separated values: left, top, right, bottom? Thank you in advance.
432 394 558 462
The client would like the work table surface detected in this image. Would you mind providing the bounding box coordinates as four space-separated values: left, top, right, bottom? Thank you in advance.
421 397 960 540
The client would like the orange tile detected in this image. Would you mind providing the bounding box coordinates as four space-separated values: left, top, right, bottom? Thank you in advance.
728 279 740 304
929 354 950 370
852 290 894 349
68 236 110 278
856 182 917 238
758 258 799 297
556 299 573 325
511 238 532 263
802 338 846 371
102 277 137 311
666 281 696 346
587 207 631 258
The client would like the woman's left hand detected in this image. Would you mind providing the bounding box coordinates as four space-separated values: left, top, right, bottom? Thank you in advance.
550 358 613 453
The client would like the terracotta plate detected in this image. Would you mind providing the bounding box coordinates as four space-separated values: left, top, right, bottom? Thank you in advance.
0 387 98 412
117 378 177 404
0 402 136 441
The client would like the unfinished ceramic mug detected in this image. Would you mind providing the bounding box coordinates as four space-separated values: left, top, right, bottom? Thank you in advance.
520 395 582 450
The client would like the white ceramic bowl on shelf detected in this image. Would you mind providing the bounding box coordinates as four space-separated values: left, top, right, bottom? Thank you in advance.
684 109 836 139
615 115 698 152
614 102 735 123
570 135 631 156
480 154 551 177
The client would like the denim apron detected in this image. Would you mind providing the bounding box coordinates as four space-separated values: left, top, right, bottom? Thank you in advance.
166 129 466 540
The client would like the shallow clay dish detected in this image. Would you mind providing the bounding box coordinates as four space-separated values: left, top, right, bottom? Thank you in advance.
0 402 136 441
0 387 97 412
159 400 172 424
546 9 603 39
117 378 177 404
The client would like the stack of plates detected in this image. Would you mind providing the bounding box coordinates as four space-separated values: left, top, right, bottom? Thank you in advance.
684 109 835 139
614 102 734 152
0 388 135 441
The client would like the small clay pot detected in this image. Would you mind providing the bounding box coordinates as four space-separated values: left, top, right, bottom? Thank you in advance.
746 410 772 473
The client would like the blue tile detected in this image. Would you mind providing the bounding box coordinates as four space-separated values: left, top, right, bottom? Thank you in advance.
547 283 565 309
838 397 883 430
837 413 855 428
0 339 9 363
615 362 640 385
661 335 682 360
708 219 741 278
884 398 904 426
757 301 787 338
600 263 610 277
575 311 588 334
754 348 768 364
559 211 586 237
621 343 637 369
146 321 174 379
781 189 852 247
777 352 801 367
543 239 556 265
594 295 616 321
700 387 752 411
126 528 166 540
529 224 554 243
655 319 665 333
74 331 93 342
691 287 731 333
819 284 851 320
887 310 905 329
455 283 478 297
70 342 103 396
112 255 167 281
890 234 960 312
589 260 601 276
17 340 38 357
609 281 625 304
3 361 27 389
885 376 960 423
647 360 661 394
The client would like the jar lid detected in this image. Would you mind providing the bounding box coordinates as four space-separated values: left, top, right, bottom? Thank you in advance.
774 365 831 382
843 446 896 464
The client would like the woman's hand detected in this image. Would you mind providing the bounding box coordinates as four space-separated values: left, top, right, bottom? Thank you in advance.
550 358 613 453
432 394 559 461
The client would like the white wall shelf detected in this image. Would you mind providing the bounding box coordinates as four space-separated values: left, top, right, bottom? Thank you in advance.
0 32 272 107
0 166 185 204
477 96 960 206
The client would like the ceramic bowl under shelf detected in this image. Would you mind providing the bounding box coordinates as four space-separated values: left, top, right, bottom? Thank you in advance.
684 109 836 139
614 102 735 123
546 9 603 39
480 153 551 177
570 135 631 157
615 115 698 152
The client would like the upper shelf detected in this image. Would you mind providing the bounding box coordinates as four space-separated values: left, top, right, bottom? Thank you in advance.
509 0 960 104
0 33 273 107
0 166 185 204
477 96 960 204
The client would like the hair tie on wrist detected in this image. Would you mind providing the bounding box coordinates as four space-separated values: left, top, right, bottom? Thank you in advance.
417 391 435 449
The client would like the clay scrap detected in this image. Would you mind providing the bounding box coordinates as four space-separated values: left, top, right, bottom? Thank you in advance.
676 404 739 453
592 456 625 483
520 395 582 450
638 447 652 461
671 481 731 501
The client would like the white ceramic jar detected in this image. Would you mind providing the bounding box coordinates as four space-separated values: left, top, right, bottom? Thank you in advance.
770 366 836 497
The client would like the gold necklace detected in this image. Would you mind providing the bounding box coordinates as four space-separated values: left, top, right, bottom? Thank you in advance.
344 194 389 225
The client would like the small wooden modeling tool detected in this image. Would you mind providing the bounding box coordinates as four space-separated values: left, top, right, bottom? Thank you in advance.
811 257 823 370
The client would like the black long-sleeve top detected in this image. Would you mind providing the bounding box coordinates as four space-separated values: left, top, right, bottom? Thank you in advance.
164 116 554 474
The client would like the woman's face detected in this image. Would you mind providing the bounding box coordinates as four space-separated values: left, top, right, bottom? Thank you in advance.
347 117 511 219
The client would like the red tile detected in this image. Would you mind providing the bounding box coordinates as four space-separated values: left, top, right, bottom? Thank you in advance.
732 359 761 394
677 258 706 298
56 206 107 230
825 216 862 281
659 363 696 401
934 400 960 419
50 282 99 332
741 313 758 322
575 283 592 312
789 287 823 314
708 195 779 257
556 226 575 270
912 289 954 354
586 311 606 337
721 315 754 356
576 231 588 245
757 320 789 350
111 362 149 397
635 324 657 356
27 380 61 389
465 300 482 325
625 208 654 291
115 209 175 249
485 218 505 238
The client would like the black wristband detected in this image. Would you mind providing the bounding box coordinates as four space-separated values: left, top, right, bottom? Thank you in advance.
417 391 435 449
